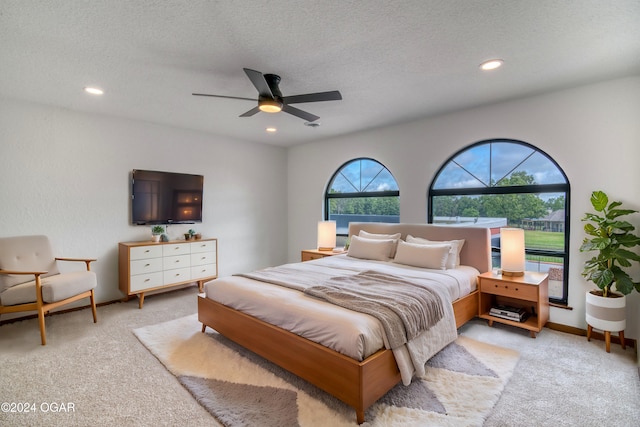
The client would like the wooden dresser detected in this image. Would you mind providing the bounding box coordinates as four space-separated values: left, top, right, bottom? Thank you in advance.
119 238 217 308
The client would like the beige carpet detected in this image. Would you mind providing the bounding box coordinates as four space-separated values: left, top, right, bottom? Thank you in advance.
134 314 520 426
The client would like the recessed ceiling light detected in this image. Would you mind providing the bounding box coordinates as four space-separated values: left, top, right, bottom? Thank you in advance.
265 127 277 133
84 87 104 95
479 59 504 71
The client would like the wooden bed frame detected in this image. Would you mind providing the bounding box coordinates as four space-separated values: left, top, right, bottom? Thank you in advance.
198 223 491 424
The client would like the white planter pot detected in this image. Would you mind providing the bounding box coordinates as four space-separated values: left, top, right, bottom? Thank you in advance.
585 291 626 332
151 235 161 243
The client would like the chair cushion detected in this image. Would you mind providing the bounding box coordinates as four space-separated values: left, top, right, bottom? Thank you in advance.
0 235 60 293
0 271 96 306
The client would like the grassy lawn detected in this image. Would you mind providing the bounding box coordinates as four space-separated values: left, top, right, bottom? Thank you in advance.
524 230 564 251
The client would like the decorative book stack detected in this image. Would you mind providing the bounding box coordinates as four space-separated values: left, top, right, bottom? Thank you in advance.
490 304 529 322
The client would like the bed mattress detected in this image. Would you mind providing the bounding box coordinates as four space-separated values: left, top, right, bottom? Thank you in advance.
204 254 478 362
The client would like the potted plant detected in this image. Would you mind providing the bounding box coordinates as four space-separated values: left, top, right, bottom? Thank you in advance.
151 225 165 243
580 190 640 350
185 229 196 240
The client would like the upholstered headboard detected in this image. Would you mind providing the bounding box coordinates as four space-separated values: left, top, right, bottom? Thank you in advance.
348 222 492 274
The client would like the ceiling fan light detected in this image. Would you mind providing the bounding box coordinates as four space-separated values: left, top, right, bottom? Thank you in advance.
259 99 282 113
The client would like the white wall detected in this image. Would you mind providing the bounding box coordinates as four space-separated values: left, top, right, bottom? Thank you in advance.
0 97 288 311
288 76 640 339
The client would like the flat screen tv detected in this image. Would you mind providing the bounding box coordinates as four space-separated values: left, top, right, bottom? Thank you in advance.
131 169 203 225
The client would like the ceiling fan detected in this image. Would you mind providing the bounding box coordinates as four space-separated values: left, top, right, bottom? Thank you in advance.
192 68 342 122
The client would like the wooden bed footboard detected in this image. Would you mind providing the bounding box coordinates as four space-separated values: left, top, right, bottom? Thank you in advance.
198 289 479 424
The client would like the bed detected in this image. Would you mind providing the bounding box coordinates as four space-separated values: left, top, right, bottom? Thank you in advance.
198 222 491 423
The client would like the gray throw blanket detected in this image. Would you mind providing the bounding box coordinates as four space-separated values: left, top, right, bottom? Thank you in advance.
304 270 444 349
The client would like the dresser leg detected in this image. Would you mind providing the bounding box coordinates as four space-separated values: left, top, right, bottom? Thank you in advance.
138 292 145 309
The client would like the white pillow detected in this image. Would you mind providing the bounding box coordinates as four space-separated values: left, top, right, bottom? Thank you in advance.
347 235 395 260
393 241 451 270
406 235 465 269
359 231 402 257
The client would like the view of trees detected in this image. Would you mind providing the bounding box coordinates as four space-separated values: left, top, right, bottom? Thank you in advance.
328 195 399 216
432 172 565 227
329 171 565 226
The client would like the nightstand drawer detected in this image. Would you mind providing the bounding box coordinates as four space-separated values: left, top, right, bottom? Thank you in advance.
302 252 324 261
480 278 538 301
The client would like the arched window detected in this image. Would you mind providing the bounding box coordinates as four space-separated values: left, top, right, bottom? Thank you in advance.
428 140 570 304
325 158 399 246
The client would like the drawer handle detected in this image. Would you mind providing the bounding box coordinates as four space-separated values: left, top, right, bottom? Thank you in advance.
175 273 181 277
145 250 150 253
201 256 206 260
144 278 150 282
145 263 150 267
175 260 180 263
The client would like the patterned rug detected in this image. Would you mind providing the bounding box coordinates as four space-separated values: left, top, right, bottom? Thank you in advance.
133 314 519 426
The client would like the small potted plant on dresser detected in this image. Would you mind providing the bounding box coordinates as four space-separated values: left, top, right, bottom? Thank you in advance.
580 190 640 352
151 225 165 243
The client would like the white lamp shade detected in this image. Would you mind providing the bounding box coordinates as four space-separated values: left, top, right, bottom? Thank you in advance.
501 228 525 276
317 221 337 250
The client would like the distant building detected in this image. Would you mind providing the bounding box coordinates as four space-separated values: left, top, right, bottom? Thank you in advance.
522 209 565 232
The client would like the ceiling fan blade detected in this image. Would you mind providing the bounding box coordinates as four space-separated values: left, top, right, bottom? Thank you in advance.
239 106 261 117
282 104 320 122
243 68 274 98
192 93 256 101
282 90 342 104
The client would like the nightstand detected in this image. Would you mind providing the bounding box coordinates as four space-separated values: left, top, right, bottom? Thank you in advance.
478 271 549 338
301 249 346 262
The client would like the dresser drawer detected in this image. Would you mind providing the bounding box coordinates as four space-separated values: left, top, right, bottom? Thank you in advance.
191 240 216 254
191 264 217 280
130 245 163 260
130 257 163 275
480 278 538 301
130 271 163 292
162 243 190 257
191 251 216 266
163 267 191 285
163 254 190 270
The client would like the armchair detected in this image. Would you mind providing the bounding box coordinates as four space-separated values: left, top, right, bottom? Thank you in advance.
0 235 98 345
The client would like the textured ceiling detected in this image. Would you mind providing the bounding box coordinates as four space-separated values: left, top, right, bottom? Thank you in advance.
1 1 639 147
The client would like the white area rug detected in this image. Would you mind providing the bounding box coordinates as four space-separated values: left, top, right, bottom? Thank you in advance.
134 314 519 426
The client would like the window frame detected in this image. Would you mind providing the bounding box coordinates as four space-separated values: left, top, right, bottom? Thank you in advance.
324 157 400 238
427 139 571 305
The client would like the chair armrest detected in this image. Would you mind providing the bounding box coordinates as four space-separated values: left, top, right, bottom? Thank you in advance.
0 269 48 276
55 257 97 271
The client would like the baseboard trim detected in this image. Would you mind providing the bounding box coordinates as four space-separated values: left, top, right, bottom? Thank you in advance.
546 321 636 349
0 285 197 326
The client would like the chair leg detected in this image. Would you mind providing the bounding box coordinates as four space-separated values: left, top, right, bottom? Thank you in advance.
38 306 47 346
605 331 611 353
90 290 97 323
